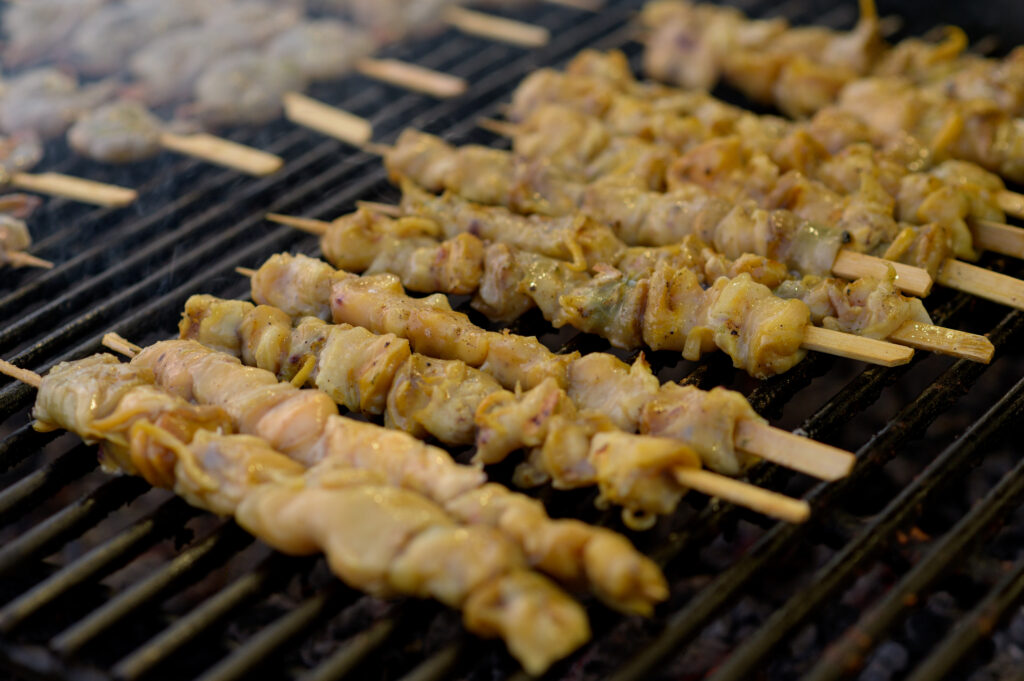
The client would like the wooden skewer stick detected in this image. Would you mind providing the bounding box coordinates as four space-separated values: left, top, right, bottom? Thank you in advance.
972 219 1024 260
831 250 932 298
937 259 1024 310
158 133 283 177
283 92 373 147
802 327 913 366
674 468 810 523
0 358 41 388
10 172 137 208
99 333 814 522
442 6 550 48
6 250 54 269
888 321 993 363
542 0 604 10
266 213 330 235
356 200 402 217
356 58 467 99
735 421 852 481
997 191 1024 220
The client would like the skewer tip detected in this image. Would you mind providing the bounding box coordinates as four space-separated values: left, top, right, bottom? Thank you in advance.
101 333 142 358
0 357 41 388
236 266 257 278
265 213 330 235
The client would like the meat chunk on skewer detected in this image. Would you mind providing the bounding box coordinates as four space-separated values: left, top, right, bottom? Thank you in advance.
0 69 115 139
269 20 377 82
68 101 163 164
191 52 309 127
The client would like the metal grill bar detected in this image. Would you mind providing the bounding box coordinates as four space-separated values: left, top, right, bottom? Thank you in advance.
0 497 197 634
194 585 338 681
295 619 397 681
607 309 1024 681
0 476 148 577
50 523 253 657
111 554 294 681
801 372 1024 680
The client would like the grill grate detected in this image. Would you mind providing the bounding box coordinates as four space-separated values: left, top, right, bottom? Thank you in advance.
2 1 1024 680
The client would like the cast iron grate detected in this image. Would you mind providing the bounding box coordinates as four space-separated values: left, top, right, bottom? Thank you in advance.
1 1 1024 680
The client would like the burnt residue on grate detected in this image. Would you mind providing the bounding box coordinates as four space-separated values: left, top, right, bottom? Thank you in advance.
3 1 1024 680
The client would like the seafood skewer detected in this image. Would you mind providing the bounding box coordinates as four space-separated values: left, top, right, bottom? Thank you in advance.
0 354 589 675
177 293 853 481
0 193 52 270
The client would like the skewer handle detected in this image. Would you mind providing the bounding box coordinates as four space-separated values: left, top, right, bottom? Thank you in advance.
674 468 810 523
997 191 1024 220
801 326 914 366
266 213 329 235
972 220 1024 260
11 172 137 208
831 250 932 297
356 58 467 99
283 92 373 147
887 321 993 363
6 250 53 269
159 133 283 177
443 6 550 47
102 333 142 358
0 358 41 387
736 421 853 481
937 258 1024 310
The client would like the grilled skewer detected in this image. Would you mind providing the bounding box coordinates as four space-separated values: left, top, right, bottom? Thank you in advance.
177 293 853 482
269 197 990 364
0 354 589 675
506 49 1024 233
376 129 1024 311
240 249 913 377
100 335 687 610
640 0 1024 183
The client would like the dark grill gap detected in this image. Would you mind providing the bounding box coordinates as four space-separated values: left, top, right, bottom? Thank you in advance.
1 1 1023 680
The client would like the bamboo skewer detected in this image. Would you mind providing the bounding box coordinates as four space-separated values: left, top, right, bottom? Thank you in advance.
972 219 1024 259
99 333 812 524
158 132 283 177
5 250 53 269
10 172 137 208
355 59 467 99
282 93 373 147
442 7 550 48
997 191 1024 220
266 212 990 363
830 250 933 298
936 259 1024 310
0 358 40 388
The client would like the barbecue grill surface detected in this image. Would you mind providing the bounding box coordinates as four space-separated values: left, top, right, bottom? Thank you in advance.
2 1 1024 680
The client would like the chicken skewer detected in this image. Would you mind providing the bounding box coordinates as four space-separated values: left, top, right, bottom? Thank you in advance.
377 129 1024 311
177 293 852 482
0 193 52 270
483 110 1024 309
500 50 1024 260
269 204 989 363
100 335 685 613
241 244 913 377
104 334 811 532
0 354 589 675
506 48 1024 234
640 0 1024 184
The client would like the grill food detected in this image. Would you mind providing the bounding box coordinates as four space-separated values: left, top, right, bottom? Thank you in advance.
26 353 590 675
640 0 1024 181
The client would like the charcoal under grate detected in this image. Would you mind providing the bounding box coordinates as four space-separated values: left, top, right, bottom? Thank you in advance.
2 1 1024 680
